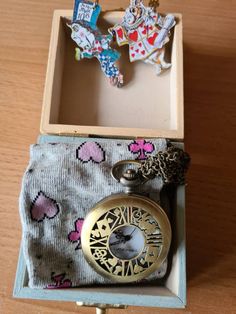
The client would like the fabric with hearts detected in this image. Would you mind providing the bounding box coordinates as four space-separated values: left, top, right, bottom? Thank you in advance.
20 137 168 288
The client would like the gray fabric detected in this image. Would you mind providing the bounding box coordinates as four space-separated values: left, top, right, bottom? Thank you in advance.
19 138 168 288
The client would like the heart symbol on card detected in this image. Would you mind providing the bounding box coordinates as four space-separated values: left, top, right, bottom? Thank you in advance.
142 28 147 35
30 191 60 222
141 50 146 55
117 28 124 39
147 33 158 46
77 142 105 164
131 53 135 58
129 31 138 42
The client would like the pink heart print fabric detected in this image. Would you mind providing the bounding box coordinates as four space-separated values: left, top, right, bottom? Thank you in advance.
19 137 168 288
76 142 105 163
31 191 60 222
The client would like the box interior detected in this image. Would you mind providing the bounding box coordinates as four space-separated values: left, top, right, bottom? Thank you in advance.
42 11 183 138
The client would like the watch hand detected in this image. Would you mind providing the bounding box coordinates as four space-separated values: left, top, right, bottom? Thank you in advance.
113 228 137 243
111 233 133 245
110 240 123 246
123 228 137 242
115 230 125 240
129 227 136 237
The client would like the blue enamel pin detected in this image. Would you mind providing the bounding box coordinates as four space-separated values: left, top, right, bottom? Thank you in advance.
68 0 124 87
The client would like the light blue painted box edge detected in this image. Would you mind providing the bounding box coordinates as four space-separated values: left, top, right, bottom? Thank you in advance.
13 135 186 309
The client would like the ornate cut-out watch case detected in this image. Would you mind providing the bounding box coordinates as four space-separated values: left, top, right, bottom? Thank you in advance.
82 162 171 283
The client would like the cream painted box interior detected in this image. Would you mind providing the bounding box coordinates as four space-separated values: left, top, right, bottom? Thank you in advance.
13 10 186 309
41 10 184 139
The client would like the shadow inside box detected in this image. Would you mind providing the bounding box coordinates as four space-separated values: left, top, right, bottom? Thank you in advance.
62 16 136 91
54 14 177 132
183 46 236 284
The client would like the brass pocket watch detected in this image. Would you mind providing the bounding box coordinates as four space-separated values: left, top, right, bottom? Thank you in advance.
81 160 172 283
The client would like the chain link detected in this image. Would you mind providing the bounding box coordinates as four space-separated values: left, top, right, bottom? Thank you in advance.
138 144 190 185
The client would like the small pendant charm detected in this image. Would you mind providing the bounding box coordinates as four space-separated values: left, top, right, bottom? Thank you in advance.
68 0 124 87
109 0 176 75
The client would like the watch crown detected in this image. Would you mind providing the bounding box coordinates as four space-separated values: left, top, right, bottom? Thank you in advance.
111 160 143 194
123 168 138 180
120 168 142 193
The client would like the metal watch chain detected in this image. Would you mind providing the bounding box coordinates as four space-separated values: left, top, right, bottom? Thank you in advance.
138 143 190 185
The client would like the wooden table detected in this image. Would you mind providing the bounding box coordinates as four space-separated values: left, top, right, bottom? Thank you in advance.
0 0 235 313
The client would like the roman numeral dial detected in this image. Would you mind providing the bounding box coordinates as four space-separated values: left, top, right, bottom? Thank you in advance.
81 194 171 283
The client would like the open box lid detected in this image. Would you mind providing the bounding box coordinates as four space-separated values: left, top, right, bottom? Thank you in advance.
40 10 183 140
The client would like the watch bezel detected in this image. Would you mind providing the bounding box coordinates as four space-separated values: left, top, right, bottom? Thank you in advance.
81 193 172 283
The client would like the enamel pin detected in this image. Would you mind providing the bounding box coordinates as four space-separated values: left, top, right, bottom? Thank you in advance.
109 0 176 75
68 0 124 87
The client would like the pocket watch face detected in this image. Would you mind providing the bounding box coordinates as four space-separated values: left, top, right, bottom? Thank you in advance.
109 225 145 260
81 194 171 283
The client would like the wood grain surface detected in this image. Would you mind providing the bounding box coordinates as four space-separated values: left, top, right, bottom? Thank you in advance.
0 0 235 313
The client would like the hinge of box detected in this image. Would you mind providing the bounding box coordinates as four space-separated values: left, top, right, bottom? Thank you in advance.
58 132 90 137
76 302 128 314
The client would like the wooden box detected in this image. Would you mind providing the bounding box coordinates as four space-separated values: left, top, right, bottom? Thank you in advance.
40 10 183 139
14 9 186 310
